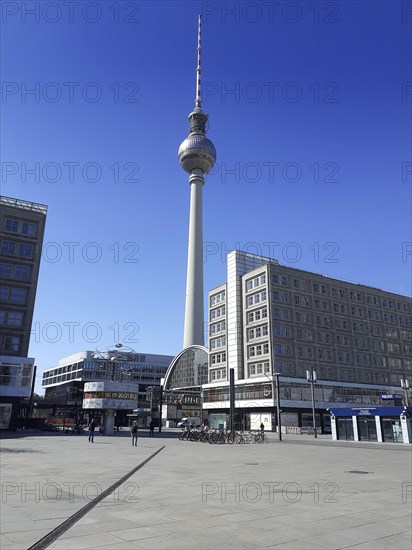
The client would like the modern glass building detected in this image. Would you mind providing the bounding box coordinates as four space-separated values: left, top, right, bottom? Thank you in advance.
42 350 174 400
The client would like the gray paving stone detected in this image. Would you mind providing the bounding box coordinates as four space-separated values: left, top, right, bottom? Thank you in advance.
48 532 127 549
107 526 167 542
1 431 411 550
340 533 412 549
2 529 51 545
130 534 212 550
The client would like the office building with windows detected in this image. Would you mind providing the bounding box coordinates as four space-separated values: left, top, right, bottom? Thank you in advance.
203 250 412 439
42 350 174 424
0 196 47 428
42 351 173 393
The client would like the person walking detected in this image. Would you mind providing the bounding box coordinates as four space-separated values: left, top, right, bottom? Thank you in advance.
88 418 96 443
149 420 155 437
130 421 138 446
260 422 265 433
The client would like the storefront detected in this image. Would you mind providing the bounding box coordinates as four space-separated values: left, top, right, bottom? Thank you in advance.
329 406 412 444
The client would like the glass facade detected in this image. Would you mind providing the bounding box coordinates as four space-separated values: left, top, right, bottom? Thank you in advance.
204 382 386 406
165 347 208 389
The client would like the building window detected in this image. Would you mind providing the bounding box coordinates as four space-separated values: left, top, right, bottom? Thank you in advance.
10 288 27 303
210 306 225 320
274 325 292 338
370 324 383 336
14 265 30 281
367 295 380 306
368 309 381 321
210 368 226 381
296 328 312 341
3 336 20 352
210 291 226 306
1 241 16 256
336 334 350 346
210 321 225 335
247 290 267 308
210 336 226 350
274 344 292 356
0 263 13 277
295 295 311 307
249 325 269 340
6 311 24 327
349 291 364 302
332 287 347 299
210 352 226 365
247 307 268 323
4 219 19 232
248 361 270 377
18 243 33 258
0 287 9 300
22 222 37 236
387 343 400 354
246 273 266 292
248 342 270 358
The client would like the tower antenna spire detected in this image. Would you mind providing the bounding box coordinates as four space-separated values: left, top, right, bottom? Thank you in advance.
195 13 202 110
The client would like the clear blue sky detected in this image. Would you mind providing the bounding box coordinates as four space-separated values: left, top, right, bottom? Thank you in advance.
1 1 411 394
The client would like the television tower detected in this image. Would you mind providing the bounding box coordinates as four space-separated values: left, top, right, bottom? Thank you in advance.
178 14 216 348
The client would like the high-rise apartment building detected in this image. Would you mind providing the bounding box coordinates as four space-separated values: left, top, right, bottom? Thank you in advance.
0 196 47 428
203 251 412 432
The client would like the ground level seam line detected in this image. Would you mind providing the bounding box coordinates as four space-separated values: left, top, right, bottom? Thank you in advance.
337 530 410 549
27 446 166 550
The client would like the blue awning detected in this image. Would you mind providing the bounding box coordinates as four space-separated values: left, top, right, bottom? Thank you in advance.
328 406 411 417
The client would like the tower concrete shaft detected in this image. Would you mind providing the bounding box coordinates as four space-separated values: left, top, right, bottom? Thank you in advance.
183 169 205 347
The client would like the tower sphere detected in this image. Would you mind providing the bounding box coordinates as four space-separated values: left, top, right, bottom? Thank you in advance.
178 133 216 174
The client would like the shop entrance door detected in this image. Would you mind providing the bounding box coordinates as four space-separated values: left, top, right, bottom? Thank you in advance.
336 418 354 440
381 418 403 443
358 417 377 441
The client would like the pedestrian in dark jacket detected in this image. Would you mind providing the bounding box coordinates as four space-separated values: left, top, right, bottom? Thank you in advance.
130 421 138 446
88 418 96 443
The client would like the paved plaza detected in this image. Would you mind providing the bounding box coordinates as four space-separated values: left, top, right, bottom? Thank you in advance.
1 430 411 550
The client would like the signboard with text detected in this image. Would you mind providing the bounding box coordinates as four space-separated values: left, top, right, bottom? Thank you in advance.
82 381 139 410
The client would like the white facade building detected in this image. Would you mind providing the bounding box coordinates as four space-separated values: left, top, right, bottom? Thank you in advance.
203 250 412 441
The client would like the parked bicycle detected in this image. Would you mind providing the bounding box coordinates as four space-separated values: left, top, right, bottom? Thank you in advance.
178 427 268 444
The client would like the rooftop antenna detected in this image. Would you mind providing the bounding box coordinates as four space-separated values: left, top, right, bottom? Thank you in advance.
195 13 202 110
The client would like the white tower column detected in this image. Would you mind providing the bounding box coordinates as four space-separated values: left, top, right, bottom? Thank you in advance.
184 169 204 348
178 14 216 349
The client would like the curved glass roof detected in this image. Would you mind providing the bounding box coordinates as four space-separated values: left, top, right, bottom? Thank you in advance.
164 346 208 390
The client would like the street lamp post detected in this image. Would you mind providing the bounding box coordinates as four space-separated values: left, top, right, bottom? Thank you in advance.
306 369 318 438
200 387 204 426
400 379 410 407
274 372 282 442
